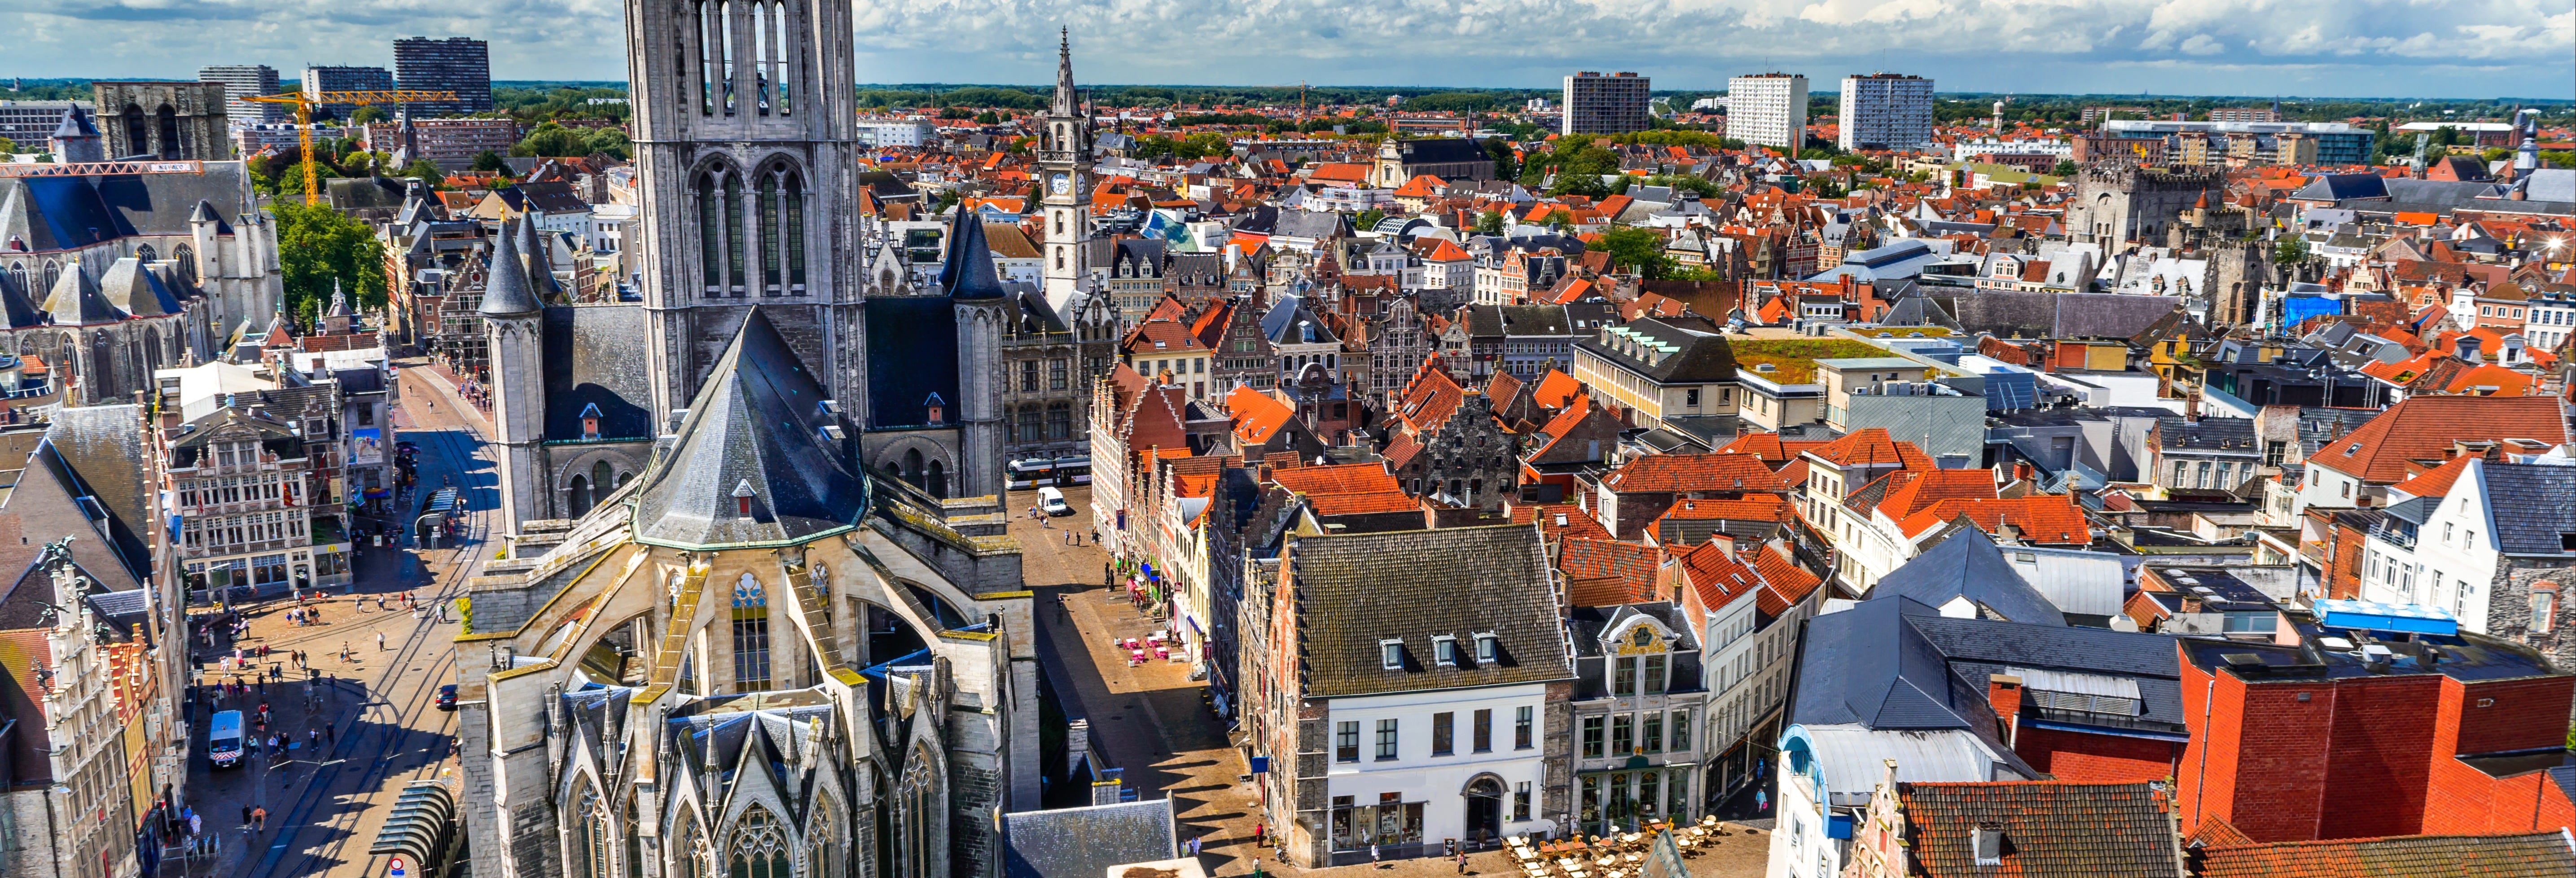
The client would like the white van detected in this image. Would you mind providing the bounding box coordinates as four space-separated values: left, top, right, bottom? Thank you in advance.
1038 487 1073 517
208 710 244 769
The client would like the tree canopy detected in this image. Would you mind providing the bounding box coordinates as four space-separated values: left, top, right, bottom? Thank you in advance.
269 202 388 322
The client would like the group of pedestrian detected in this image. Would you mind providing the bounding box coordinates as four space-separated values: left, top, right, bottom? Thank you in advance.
285 605 325 626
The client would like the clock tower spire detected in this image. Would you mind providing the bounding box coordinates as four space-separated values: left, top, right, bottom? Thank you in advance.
1039 27 1093 310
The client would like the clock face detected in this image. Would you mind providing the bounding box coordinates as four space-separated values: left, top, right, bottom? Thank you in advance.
1050 173 1071 195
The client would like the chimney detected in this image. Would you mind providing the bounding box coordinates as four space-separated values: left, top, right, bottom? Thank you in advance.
1987 673 2024 746
2012 461 2032 483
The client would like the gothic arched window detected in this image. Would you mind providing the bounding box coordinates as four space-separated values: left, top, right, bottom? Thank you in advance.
732 573 772 691
695 0 717 115
8 263 26 294
750 0 772 116
593 461 615 500
725 807 792 878
624 798 644 878
781 171 806 291
135 243 156 263
155 105 180 159
571 784 611 878
568 474 593 518
770 1 794 116
716 0 737 115
804 800 837 878
723 174 747 293
897 748 942 878
760 174 782 293
121 105 147 156
696 171 725 292
42 260 60 293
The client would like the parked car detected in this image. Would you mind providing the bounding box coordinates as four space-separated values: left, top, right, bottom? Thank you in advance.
436 684 457 711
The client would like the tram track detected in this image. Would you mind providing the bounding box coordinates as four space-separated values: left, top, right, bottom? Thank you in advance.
234 367 497 878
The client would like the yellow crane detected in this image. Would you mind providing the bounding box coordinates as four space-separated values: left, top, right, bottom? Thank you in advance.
245 89 459 205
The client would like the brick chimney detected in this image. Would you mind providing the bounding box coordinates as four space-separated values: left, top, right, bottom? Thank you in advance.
1988 673 2025 747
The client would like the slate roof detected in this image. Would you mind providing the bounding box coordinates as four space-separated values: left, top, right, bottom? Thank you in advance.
542 305 655 442
2155 415 2256 451
477 218 544 316
629 309 866 549
864 296 961 430
1001 800 1176 878
1899 781 2184 877
1792 596 2184 737
1287 525 1572 698
43 262 125 326
2478 461 2576 556
1259 295 1338 345
2197 832 2576 878
0 268 41 329
937 208 1008 299
1575 316 1737 384
0 164 252 252
1873 525 2067 632
1499 304 1574 338
94 257 181 318
1944 291 2181 340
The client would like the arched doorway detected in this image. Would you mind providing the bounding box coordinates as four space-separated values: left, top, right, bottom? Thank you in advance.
900 448 924 488
567 474 593 518
926 460 947 499
1463 776 1505 850
592 461 615 502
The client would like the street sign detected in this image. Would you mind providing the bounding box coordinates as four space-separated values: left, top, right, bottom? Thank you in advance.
390 856 406 878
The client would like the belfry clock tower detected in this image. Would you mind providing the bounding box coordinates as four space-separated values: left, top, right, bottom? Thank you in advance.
1037 28 1093 309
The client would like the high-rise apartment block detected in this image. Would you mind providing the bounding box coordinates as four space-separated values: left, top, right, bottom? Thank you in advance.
2208 106 2280 123
300 66 396 121
1836 73 1932 151
199 65 285 125
394 37 494 115
0 100 89 149
1560 71 1650 136
1727 73 1808 150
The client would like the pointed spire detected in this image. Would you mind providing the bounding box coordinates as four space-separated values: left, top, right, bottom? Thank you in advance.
938 209 1007 300
478 219 543 316
1052 27 1078 117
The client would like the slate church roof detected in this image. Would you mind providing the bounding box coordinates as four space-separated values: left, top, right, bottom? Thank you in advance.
1001 800 1177 878
630 309 866 549
541 305 654 442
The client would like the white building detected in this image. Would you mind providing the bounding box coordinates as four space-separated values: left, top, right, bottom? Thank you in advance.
1727 74 1809 151
1836 74 1933 152
856 119 935 148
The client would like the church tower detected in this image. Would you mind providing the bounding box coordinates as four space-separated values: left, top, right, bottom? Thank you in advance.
1036 29 1093 312
944 210 1009 500
622 0 865 426
480 220 551 535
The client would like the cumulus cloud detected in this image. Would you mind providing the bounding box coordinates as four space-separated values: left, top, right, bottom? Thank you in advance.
1 0 2568 97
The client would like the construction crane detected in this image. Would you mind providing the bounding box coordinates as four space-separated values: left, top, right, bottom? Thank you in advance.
245 89 458 205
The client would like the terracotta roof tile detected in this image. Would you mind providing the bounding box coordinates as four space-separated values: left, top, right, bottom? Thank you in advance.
1509 504 1613 541
1897 781 2185 878
2304 396 2568 483
1602 453 1789 494
1532 370 1584 409
1270 462 1400 497
1559 538 1665 607
1308 491 1421 517
2199 832 2576 878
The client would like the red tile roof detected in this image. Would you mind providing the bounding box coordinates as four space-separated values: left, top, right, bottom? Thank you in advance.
2303 396 2569 483
1898 495 2092 544
1808 428 1935 470
1269 463 1400 497
1602 453 1789 494
1560 538 1665 607
1532 370 1584 409
1226 386 1295 446
1509 504 1613 541
1874 468 2000 521
1308 491 1421 517
2390 452 2474 500
1719 432 1830 466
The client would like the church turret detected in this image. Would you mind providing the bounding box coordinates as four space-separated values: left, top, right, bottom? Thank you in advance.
483 220 551 539
944 209 1006 500
50 105 102 164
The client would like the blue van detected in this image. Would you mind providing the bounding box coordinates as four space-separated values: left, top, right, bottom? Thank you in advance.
208 710 244 769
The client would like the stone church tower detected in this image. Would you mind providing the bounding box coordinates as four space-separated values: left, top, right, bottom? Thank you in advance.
623 0 865 424
1035 30 1093 313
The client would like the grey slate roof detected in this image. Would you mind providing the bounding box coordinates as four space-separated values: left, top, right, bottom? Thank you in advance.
1001 799 1176 878
0 268 43 329
1259 295 1337 345
1792 595 2185 742
937 208 1008 300
1288 525 1573 698
1572 316 1735 383
863 296 959 430
1944 291 2180 340
53 104 98 139
2481 462 2576 556
1873 528 2066 626
477 218 544 316
95 257 180 318
0 164 252 252
2153 415 2256 451
629 309 866 549
542 305 655 442
43 262 125 326
1841 394 1986 465
1499 304 1573 338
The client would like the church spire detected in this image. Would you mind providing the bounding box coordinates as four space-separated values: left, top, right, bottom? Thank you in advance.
1052 27 1078 116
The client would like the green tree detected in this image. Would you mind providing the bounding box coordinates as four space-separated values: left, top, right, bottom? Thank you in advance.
269 201 389 316
1355 208 1387 231
1482 137 1518 181
2052 159 2078 177
1596 226 1674 279
974 110 1000 124
512 121 589 158
349 105 389 126
0 137 16 155
470 150 510 174
1475 211 1504 235
2274 236 2309 265
400 158 445 185
1176 132 1233 160
583 127 633 160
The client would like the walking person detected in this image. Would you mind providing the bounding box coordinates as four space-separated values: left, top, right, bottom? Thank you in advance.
240 806 252 834
1371 843 1382 869
377 632 387 651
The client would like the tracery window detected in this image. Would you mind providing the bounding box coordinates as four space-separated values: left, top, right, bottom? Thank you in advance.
572 785 612 878
732 573 772 690
726 807 792 878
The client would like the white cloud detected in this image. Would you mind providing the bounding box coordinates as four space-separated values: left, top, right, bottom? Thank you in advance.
0 0 2567 97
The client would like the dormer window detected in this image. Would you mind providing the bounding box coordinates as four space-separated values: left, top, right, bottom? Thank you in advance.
1475 632 1498 663
579 402 602 440
1380 639 1405 670
732 479 757 516
1433 636 1458 667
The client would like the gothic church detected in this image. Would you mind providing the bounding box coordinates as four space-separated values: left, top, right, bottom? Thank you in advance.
455 5 1101 878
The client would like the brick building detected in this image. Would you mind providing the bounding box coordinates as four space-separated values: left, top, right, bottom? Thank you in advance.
2175 599 2576 843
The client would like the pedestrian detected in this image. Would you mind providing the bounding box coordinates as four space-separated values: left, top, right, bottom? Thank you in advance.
240 806 251 832
251 807 266 831
1254 822 1265 847
1371 843 1382 868
322 722 334 744
1458 848 1470 873
377 632 387 651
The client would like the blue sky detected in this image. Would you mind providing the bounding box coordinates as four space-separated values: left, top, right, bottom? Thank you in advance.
7 0 2571 99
